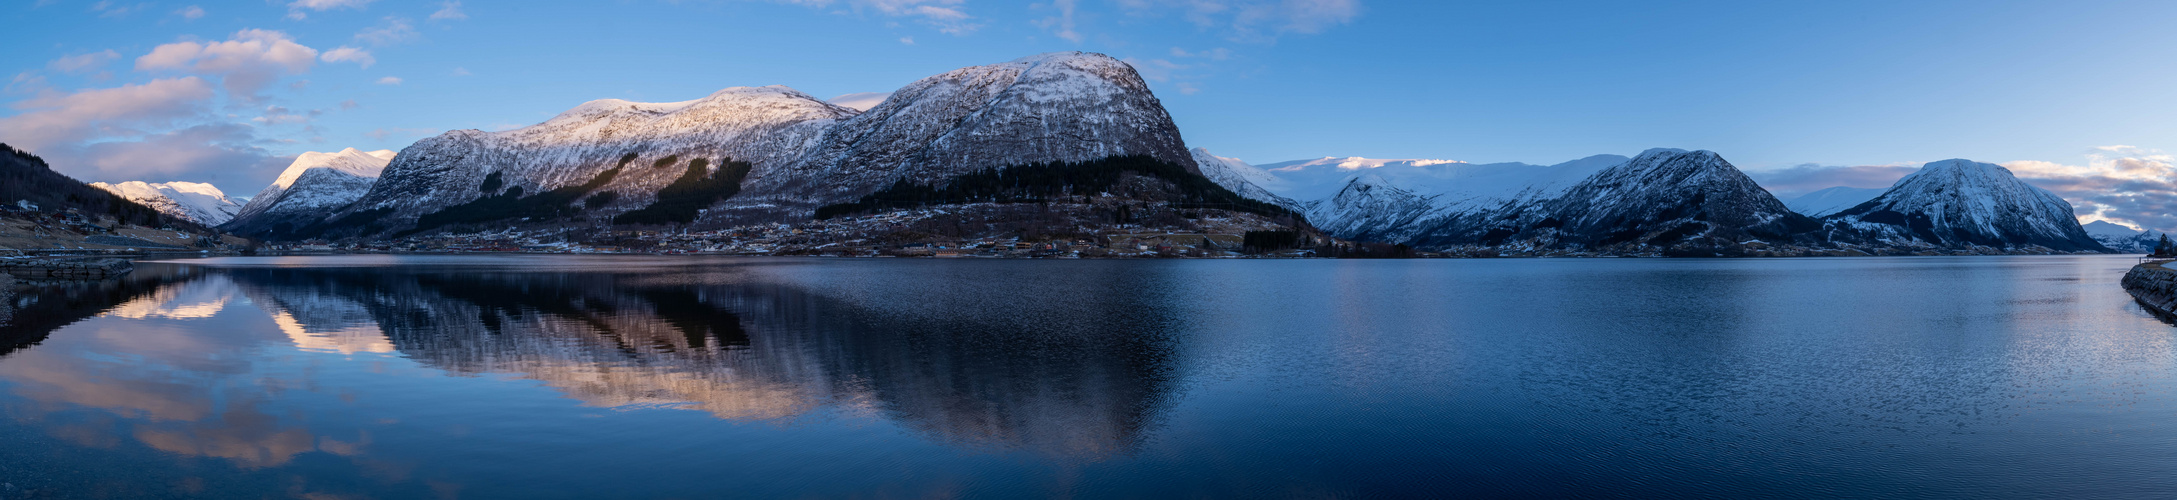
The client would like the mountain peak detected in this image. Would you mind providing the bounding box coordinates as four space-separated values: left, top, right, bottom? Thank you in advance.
1637 147 1695 158
1826 158 2104 252
2083 219 2143 237
741 51 1191 210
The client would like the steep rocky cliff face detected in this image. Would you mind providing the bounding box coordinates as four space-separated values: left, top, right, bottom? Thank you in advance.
727 52 1194 215
337 86 855 230
299 52 1206 238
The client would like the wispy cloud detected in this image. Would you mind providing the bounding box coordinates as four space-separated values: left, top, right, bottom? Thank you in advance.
780 0 978 35
1121 0 1362 42
319 47 375 68
48 50 122 74
251 105 321 125
176 5 205 20
90 1 150 18
429 1 467 21
1037 0 1083 43
354 17 419 46
375 76 401 85
286 0 375 20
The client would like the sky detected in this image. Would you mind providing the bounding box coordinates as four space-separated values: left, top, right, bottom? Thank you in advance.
3 0 2175 232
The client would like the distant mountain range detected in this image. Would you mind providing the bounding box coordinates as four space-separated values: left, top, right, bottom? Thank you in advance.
28 50 2113 256
1192 150 2112 255
2083 220 2167 253
0 144 177 228
90 181 244 226
221 52 1298 244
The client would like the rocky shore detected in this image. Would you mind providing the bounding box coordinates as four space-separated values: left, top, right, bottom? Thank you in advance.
0 258 133 280
2123 260 2177 321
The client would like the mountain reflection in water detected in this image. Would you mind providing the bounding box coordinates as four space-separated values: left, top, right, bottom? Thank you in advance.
5 255 2177 498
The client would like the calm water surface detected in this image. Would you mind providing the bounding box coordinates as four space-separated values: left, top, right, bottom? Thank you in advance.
0 255 2173 498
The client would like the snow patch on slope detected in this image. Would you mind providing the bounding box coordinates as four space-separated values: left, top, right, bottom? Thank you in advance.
1189 148 1299 211
225 147 396 231
1783 186 1885 217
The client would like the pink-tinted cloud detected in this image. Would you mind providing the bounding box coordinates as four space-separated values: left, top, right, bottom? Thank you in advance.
35 123 291 187
2005 148 2177 233
0 77 216 151
135 29 318 99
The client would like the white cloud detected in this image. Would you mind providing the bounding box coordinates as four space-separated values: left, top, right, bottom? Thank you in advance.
90 1 149 18
2002 148 2177 232
899 36 914 44
177 5 205 20
1040 0 1082 43
339 99 359 110
375 76 401 85
1170 47 1231 60
320 46 375 68
48 50 122 74
251 105 319 125
1127 0 1361 41
451 67 471 76
135 29 318 98
286 0 375 20
784 0 978 35
5 73 49 95
0 77 217 151
354 17 419 46
429 1 467 21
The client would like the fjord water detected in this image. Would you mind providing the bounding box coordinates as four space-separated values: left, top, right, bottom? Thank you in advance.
1 256 2173 498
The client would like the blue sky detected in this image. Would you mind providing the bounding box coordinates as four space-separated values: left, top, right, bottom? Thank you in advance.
5 0 2177 231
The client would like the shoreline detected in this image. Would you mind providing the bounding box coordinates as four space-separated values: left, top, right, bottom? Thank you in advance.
2124 260 2177 322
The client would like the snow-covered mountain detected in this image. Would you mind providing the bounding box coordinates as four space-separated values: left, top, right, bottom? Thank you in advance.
731 52 1193 214
340 86 855 227
1250 156 1473 201
1825 159 2105 252
1506 149 1817 250
2082 220 2166 253
1200 148 1819 253
286 51 1207 237
1783 186 1885 217
90 181 244 226
223 148 395 236
1189 148 1299 211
